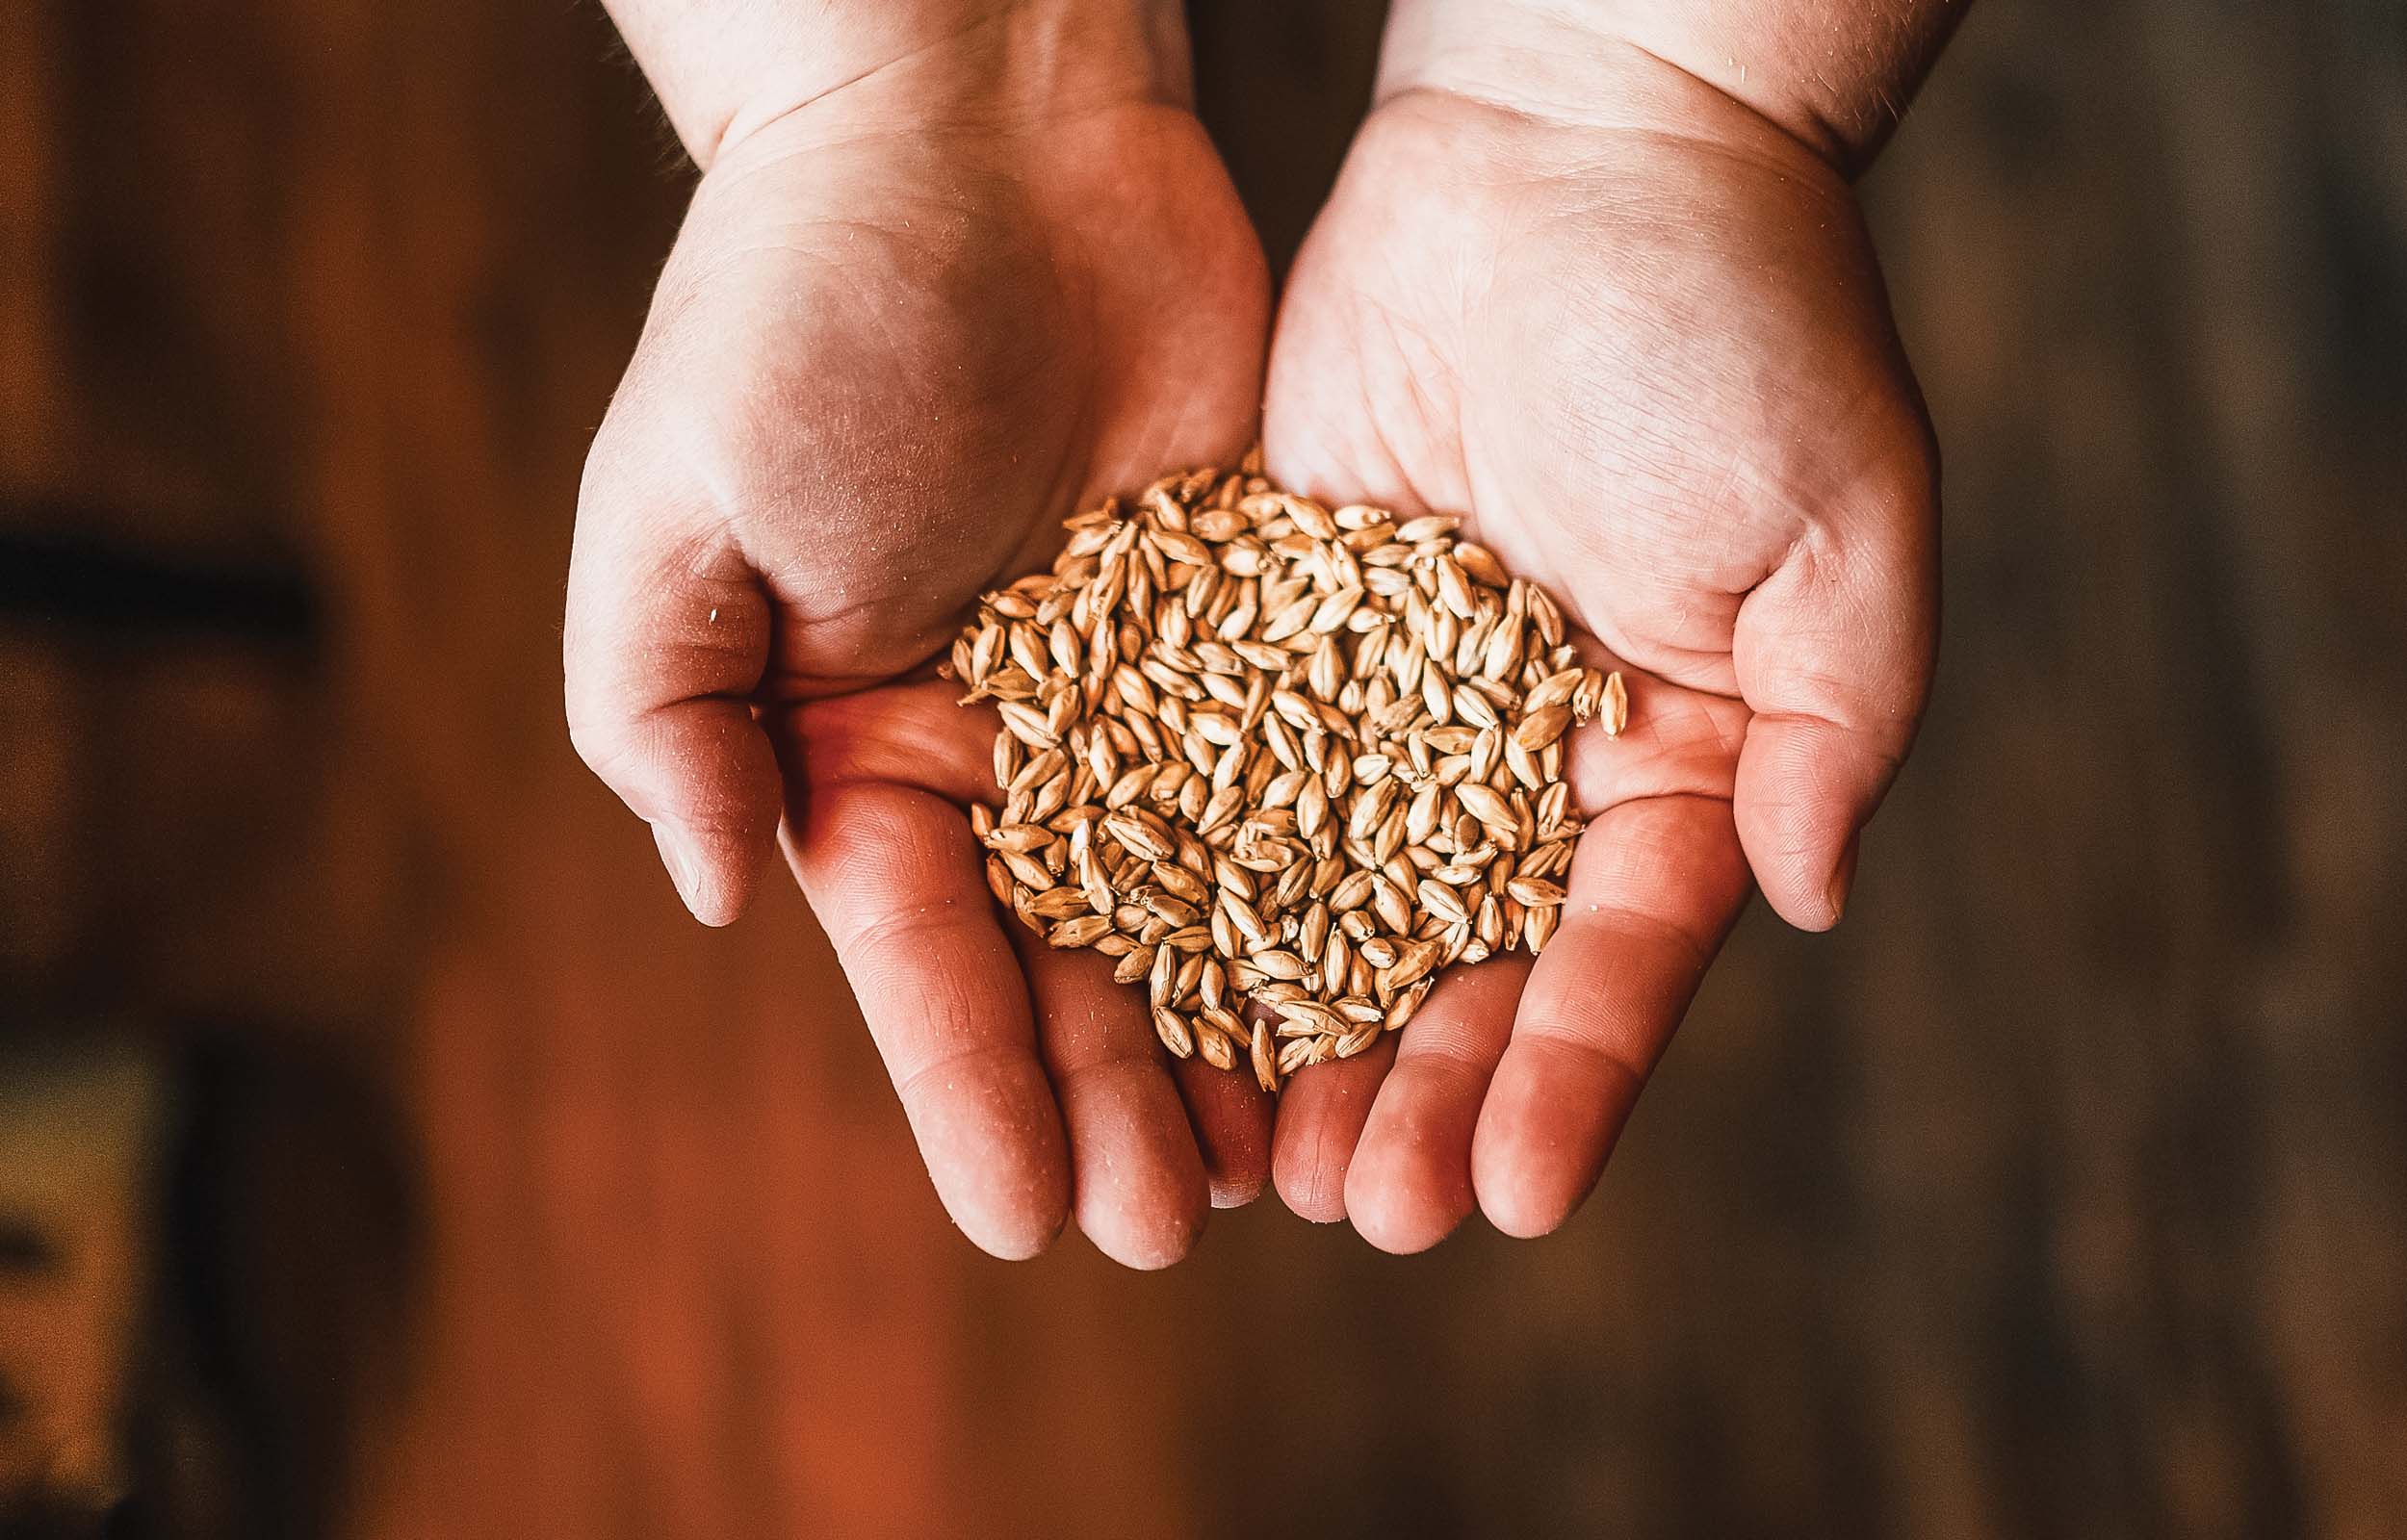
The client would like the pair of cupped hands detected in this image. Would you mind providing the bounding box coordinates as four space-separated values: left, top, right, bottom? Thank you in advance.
564 6 1938 1268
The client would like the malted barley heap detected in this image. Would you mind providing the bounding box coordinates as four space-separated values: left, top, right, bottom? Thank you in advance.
946 460 1629 1094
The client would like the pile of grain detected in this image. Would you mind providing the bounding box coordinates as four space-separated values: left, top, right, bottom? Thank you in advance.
947 460 1624 1091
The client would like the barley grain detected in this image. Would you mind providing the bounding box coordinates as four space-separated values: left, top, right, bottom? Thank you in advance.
959 463 1619 1082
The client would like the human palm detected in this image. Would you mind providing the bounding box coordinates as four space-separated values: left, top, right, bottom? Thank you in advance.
566 90 1274 1264
1258 82 1938 1248
572 30 1938 1265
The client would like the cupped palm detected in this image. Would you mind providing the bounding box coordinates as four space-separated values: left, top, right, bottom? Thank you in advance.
1258 82 1938 1247
566 93 1275 1264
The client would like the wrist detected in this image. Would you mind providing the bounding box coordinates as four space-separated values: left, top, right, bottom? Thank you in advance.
606 0 1191 169
1380 0 1962 176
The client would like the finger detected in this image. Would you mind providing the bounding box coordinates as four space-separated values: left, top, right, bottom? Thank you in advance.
1342 954 1528 1254
564 501 781 927
776 679 1004 808
1472 794 1750 1239
1732 449 1937 928
1011 937 1209 1270
1169 1057 1274 1209
1270 1035 1394 1223
800 684 1270 1224
778 778 1069 1260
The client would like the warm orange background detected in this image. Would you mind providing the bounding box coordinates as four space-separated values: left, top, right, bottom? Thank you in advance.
5 2 2404 1537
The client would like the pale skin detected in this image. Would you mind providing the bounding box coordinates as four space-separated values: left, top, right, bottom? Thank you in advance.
566 0 1958 1264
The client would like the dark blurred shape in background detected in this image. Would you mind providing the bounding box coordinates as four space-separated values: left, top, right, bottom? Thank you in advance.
3 1 2403 1537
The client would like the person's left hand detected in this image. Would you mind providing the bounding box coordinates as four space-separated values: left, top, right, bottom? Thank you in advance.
1255 59 1939 1248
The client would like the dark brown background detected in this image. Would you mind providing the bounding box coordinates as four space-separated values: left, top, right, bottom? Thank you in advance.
4 1 2404 1536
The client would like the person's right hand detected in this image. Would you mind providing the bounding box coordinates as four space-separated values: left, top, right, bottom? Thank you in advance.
563 9 1274 1266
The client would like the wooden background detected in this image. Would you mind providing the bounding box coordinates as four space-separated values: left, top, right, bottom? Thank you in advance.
3 1 2403 1536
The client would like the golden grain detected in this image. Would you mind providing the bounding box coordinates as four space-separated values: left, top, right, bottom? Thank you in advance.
952 464 1623 1088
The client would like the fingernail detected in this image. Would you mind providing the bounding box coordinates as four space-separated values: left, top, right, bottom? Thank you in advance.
653 823 709 917
1825 834 1861 925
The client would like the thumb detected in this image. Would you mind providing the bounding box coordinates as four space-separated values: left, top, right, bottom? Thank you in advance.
1731 461 1937 930
564 499 782 927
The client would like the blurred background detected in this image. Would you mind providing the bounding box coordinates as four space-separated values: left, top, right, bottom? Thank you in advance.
4 1 2403 1536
